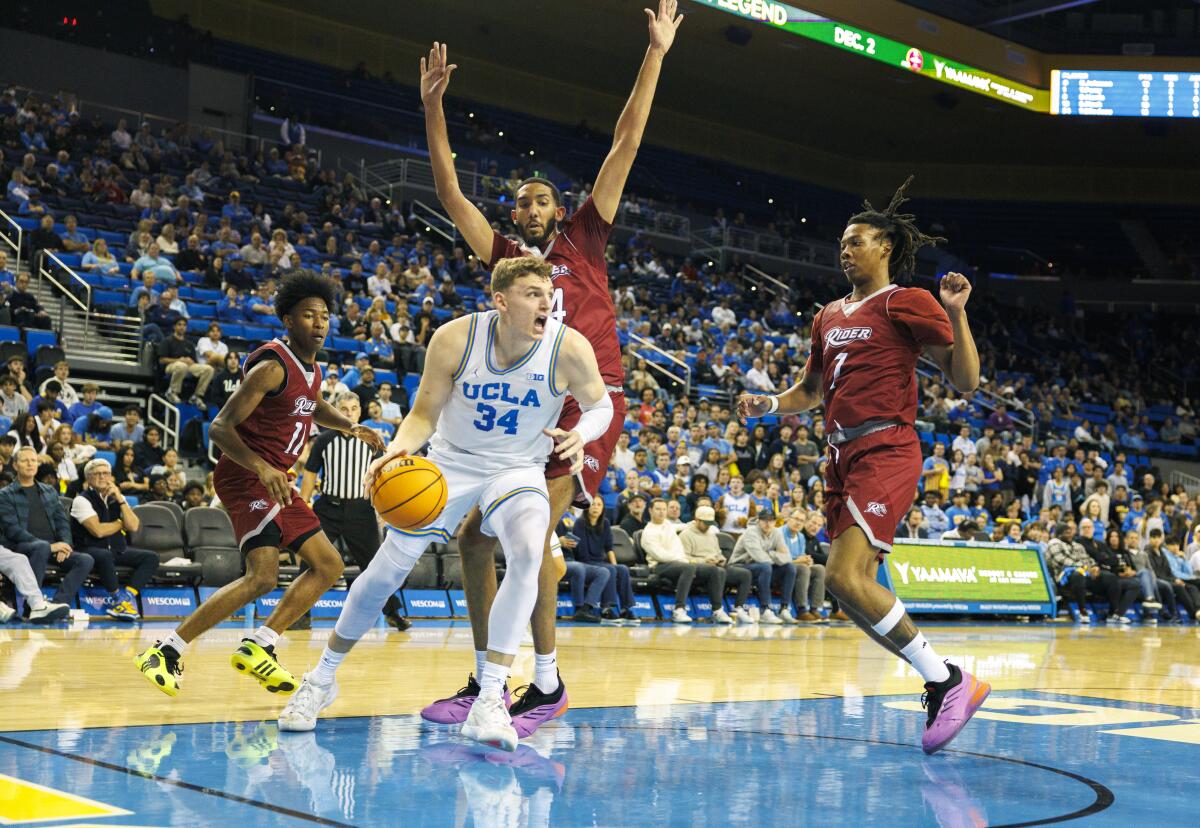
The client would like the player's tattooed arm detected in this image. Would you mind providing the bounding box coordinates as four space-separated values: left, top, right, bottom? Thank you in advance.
210 359 294 506
420 42 493 259
737 367 821 420
924 272 979 393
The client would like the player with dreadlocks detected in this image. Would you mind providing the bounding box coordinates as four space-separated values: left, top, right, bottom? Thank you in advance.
739 177 990 754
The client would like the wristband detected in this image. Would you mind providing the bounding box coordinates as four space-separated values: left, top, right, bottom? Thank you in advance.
765 395 780 415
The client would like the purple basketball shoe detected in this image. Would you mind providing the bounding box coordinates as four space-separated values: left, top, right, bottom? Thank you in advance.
920 663 991 755
508 674 569 739
420 674 511 725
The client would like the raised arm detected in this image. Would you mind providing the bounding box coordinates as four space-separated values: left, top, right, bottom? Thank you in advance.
591 0 683 223
363 318 468 486
420 43 494 259
923 273 979 393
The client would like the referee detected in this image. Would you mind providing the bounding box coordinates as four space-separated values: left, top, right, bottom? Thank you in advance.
300 392 409 630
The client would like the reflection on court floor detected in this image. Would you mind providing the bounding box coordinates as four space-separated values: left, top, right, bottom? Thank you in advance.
1 621 1198 826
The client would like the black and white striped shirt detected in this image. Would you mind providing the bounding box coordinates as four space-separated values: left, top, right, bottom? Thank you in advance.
305 429 380 501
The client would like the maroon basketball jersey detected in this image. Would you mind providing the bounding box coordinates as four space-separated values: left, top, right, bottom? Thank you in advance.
805 284 953 432
489 197 623 387
217 338 323 477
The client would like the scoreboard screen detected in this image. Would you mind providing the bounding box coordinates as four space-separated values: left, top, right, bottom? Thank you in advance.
1051 70 1200 117
693 0 1047 112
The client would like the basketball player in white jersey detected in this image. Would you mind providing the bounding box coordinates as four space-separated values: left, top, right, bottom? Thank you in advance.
278 257 612 750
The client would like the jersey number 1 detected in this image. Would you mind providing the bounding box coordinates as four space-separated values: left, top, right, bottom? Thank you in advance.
829 352 849 390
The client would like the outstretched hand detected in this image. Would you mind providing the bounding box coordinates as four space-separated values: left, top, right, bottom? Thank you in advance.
736 393 772 423
420 42 457 104
544 427 586 474
646 0 684 54
939 272 972 314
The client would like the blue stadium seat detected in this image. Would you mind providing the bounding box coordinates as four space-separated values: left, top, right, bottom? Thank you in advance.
25 330 57 356
93 450 117 467
0 326 20 343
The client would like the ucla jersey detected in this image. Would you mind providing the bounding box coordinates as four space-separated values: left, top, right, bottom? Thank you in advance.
430 310 569 471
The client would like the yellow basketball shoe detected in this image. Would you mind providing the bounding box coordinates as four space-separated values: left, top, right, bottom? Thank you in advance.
230 639 298 694
134 643 183 697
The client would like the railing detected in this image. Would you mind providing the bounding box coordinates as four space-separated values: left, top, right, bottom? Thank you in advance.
743 264 793 301
147 394 181 453
1169 470 1200 497
356 158 694 242
691 226 836 270
37 251 144 364
38 251 92 338
628 332 692 399
411 200 458 248
0 208 21 277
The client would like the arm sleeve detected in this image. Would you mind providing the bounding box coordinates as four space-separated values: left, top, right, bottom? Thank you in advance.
486 232 523 269
70 496 98 523
887 288 954 347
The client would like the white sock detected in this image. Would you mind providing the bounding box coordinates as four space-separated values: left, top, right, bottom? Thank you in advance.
249 625 280 650
535 651 559 692
161 630 188 656
309 647 345 686
900 633 951 684
474 650 487 679
479 659 509 697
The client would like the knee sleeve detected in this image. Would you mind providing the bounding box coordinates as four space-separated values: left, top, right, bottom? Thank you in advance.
333 532 425 642
484 495 549 656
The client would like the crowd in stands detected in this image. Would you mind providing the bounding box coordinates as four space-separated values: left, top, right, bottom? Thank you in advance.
0 78 1197 625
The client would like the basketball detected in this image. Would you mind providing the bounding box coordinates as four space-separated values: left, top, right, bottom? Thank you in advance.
370 456 448 530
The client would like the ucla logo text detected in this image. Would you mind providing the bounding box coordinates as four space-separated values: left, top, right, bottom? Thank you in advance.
461 382 542 408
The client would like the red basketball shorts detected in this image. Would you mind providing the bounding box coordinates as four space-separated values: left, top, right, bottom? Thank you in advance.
214 462 323 553
824 425 922 554
545 390 626 507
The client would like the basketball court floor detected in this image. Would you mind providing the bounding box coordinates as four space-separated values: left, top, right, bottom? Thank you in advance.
1 618 1197 826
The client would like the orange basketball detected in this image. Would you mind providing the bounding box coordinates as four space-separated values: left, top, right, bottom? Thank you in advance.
370 456 447 530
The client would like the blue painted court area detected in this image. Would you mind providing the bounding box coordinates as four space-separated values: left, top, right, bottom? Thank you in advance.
0 688 1194 826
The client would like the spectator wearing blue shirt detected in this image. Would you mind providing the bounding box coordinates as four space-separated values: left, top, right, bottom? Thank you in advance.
67 384 103 424
921 442 950 496
921 491 950 536
6 170 33 205
364 322 394 367
412 274 443 306
944 491 972 529
1042 467 1071 511
701 422 731 459
215 287 245 323
20 122 47 151
82 238 121 276
59 215 90 254
30 377 69 417
1122 494 1146 533
340 354 370 391
362 401 395 440
128 270 162 308
108 407 145 446
132 243 179 286
221 190 252 226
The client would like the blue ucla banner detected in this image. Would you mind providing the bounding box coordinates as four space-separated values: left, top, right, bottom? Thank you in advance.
78 587 111 616
556 592 576 617
631 595 657 619
448 590 469 617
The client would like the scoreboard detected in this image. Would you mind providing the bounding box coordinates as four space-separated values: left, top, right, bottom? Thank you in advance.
1051 70 1200 118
